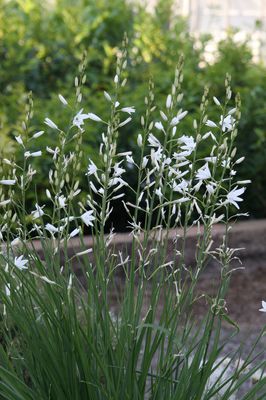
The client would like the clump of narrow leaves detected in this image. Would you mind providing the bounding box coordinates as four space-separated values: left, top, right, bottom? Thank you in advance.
0 40 265 399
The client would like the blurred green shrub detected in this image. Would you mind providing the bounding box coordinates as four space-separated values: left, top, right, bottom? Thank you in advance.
0 0 265 224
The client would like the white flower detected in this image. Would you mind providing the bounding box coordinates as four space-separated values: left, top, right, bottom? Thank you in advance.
221 158 231 168
31 151 42 157
155 187 163 200
137 134 143 147
169 168 189 180
104 91 112 102
173 179 189 193
46 146 55 155
142 156 148 168
44 118 58 130
166 94 172 109
69 227 80 238
5 284 10 296
0 199 11 206
3 159 12 166
178 135 196 153
118 117 131 127
81 210 95 227
33 131 44 139
170 111 188 126
175 197 189 204
210 213 224 225
163 157 171 166
229 107 236 115
75 248 93 257
31 204 45 220
109 177 127 188
113 193 125 201
60 216 75 224
236 180 251 185
259 300 266 313
58 195 66 209
113 163 125 177
202 131 216 141
24 151 31 158
213 96 221 106
73 109 89 129
170 117 180 127
86 161 97 176
235 156 245 165
151 147 163 168
15 135 24 146
176 160 190 168
220 115 235 132
160 110 168 121
14 255 28 270
126 155 134 164
177 110 188 121
87 113 102 122
121 106 135 115
205 120 217 128
0 179 16 185
155 122 164 131
148 134 161 148
116 151 132 157
89 181 98 194
25 151 42 158
58 94 68 105
69 188 81 199
45 223 61 233
225 186 245 209
204 157 217 164
46 146 60 160
173 151 191 160
206 183 215 195
196 163 211 180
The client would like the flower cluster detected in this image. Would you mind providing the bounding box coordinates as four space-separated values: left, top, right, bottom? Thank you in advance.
0 45 265 400
0 54 258 312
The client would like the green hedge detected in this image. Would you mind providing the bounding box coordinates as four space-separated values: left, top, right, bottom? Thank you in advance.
0 0 265 226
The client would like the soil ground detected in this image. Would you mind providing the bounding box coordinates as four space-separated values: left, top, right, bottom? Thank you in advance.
196 256 266 356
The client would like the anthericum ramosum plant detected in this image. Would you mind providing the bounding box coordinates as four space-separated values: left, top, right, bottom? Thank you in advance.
0 38 265 400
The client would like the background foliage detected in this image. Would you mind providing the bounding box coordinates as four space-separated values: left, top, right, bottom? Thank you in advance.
1 0 265 228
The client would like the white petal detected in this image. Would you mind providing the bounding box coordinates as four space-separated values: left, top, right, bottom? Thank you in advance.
87 113 102 122
33 131 44 139
0 180 16 185
44 118 58 130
